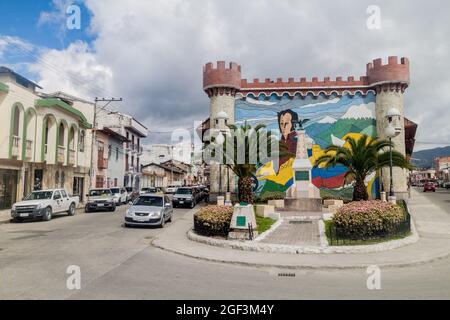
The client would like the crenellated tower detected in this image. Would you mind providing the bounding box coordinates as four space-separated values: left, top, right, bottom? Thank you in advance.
367 56 410 198
203 61 241 198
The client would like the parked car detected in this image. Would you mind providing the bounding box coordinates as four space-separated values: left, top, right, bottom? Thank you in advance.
124 194 173 228
172 187 198 208
423 182 436 192
110 187 128 205
11 189 79 222
165 185 178 194
85 188 116 212
444 182 450 189
140 187 164 195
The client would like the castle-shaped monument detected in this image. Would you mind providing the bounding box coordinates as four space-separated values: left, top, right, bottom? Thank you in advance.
203 57 410 201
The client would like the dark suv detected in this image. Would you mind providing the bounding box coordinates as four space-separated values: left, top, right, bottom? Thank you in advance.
172 187 197 208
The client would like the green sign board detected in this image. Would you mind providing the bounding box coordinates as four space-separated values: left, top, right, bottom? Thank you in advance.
295 171 310 181
236 216 247 227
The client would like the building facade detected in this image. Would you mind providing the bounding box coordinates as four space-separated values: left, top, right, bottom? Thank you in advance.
0 67 92 211
97 113 148 191
202 57 414 200
435 156 450 182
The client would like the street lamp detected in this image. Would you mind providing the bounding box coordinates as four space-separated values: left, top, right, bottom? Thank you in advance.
215 111 230 201
385 108 402 200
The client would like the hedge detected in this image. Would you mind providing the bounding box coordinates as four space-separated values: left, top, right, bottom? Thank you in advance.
332 200 406 239
193 205 234 237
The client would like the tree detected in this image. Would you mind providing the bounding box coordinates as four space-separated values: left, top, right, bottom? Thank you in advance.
314 135 411 201
206 123 290 204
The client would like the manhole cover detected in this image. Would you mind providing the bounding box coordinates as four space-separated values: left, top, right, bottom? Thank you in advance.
289 220 312 224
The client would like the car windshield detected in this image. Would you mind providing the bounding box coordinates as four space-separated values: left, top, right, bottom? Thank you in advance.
142 188 157 192
176 188 192 194
134 196 163 207
89 189 112 196
25 191 53 200
126 187 133 192
110 188 120 193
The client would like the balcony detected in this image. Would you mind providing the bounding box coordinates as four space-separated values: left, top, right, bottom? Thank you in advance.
98 157 108 169
68 149 76 165
12 136 20 158
25 140 33 159
57 146 65 163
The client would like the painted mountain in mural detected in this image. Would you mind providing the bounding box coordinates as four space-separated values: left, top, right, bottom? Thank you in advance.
316 118 376 147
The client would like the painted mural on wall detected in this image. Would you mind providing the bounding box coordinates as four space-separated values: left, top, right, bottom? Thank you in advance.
235 92 380 200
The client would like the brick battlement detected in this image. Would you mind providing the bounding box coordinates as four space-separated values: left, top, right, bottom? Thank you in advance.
366 56 410 85
203 57 409 98
203 61 241 91
241 75 369 89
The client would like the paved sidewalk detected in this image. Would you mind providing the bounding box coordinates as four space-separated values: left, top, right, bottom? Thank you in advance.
260 219 321 246
152 189 450 269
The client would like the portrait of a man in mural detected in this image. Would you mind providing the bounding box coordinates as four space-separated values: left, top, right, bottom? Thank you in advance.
278 109 298 167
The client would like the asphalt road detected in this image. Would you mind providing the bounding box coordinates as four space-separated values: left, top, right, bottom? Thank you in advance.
416 186 450 214
1 199 450 300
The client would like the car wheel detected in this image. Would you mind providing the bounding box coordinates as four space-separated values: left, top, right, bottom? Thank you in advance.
190 201 195 209
42 207 52 221
12 217 23 223
167 214 172 223
67 203 76 216
160 215 165 228
110 206 116 212
85 205 90 213
124 223 131 228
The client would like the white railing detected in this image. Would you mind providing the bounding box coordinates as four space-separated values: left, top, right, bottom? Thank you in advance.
12 136 20 157
57 146 65 163
25 140 33 159
68 149 76 165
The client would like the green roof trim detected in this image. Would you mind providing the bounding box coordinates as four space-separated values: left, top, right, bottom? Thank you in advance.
36 98 92 129
0 81 9 93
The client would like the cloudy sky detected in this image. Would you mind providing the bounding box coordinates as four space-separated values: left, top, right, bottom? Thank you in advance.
0 0 449 150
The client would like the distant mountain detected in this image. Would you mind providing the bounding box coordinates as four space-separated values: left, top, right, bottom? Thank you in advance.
316 118 376 147
318 116 337 124
341 102 376 120
411 146 450 168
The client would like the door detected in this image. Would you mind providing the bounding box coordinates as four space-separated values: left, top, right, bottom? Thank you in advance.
60 189 70 211
53 190 63 213
33 169 43 191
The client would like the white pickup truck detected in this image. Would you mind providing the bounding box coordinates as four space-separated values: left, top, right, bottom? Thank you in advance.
11 189 79 222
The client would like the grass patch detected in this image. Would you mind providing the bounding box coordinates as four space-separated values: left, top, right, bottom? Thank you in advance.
256 215 276 234
324 219 411 246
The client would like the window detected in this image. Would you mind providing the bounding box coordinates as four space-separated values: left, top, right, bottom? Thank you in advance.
79 130 85 152
12 107 20 136
53 190 61 199
58 123 65 147
108 144 112 159
61 190 67 198
116 147 119 160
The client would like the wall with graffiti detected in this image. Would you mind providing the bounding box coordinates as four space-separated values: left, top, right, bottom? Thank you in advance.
234 92 380 200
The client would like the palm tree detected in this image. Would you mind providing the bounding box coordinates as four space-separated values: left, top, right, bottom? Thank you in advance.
315 135 411 201
207 123 290 204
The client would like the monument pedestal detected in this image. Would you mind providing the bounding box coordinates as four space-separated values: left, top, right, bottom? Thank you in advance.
228 204 258 240
284 129 322 212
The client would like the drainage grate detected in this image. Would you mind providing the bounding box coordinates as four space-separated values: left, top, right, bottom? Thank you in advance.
278 273 296 277
289 220 312 224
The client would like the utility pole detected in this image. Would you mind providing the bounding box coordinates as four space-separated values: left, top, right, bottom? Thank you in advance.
89 97 122 191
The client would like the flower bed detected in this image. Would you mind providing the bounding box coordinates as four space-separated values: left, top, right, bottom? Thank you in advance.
328 200 410 244
193 205 234 237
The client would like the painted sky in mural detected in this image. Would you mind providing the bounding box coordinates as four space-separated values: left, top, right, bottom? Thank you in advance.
235 93 379 199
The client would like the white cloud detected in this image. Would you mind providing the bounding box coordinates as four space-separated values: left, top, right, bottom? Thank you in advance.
21 0 450 149
28 41 113 100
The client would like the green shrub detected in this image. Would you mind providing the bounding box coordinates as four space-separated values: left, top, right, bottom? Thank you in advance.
254 191 285 203
332 200 406 238
193 205 234 237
